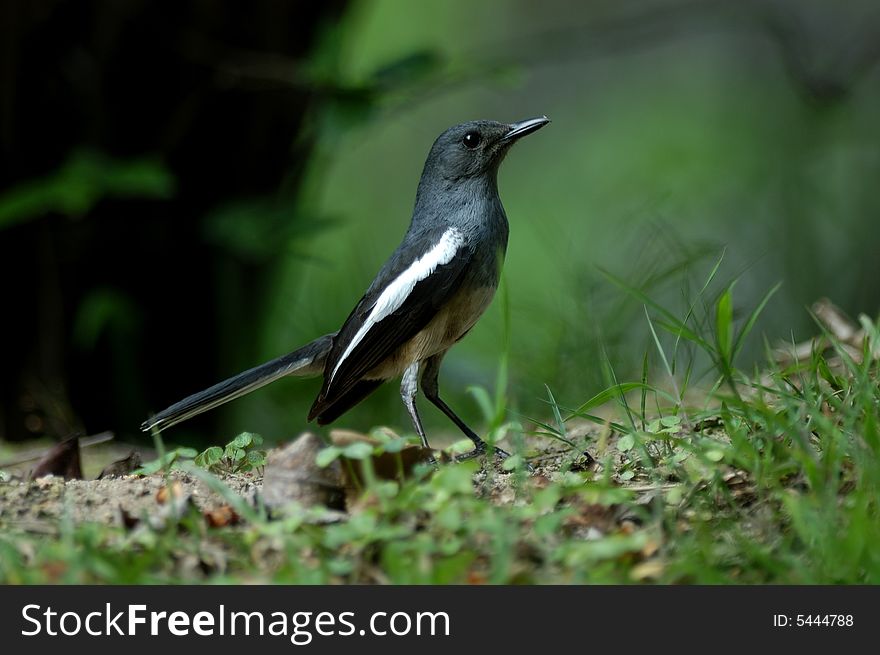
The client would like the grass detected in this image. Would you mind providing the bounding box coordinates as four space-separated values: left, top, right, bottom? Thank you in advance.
1 258 879 584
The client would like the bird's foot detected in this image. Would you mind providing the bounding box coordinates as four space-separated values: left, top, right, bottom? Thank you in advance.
453 442 534 473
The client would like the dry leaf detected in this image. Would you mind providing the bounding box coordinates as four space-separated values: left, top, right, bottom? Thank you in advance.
156 480 185 504
31 436 82 480
204 505 240 528
99 451 142 479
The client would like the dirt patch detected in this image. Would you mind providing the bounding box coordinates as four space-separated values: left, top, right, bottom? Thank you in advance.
0 470 260 534
0 424 610 535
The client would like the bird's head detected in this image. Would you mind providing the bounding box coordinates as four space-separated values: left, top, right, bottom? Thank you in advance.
424 116 550 181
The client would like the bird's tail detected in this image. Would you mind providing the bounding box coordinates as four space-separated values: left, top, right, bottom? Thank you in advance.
141 333 335 433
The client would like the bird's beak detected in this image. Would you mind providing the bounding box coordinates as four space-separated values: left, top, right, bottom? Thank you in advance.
502 116 551 142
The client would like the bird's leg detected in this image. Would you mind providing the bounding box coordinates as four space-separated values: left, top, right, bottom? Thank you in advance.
400 362 430 449
420 354 512 461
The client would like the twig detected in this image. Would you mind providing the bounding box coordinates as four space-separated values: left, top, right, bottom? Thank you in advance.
0 431 114 469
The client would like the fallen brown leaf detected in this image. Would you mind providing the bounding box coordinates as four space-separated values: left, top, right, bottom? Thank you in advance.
99 451 142 479
204 505 240 528
156 480 185 504
30 436 82 480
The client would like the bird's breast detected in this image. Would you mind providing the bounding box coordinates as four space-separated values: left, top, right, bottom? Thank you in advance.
365 282 499 380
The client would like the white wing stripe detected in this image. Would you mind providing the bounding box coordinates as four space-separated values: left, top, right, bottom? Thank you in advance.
331 228 465 382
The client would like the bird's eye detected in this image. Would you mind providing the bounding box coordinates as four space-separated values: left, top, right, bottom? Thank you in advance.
462 131 482 149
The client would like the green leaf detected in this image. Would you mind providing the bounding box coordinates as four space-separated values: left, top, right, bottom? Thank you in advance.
567 382 661 419
705 449 724 462
501 455 522 471
225 447 246 462
0 150 174 229
544 385 566 437
134 447 194 475
431 464 476 495
230 432 255 449
136 456 170 476
716 284 735 364
654 318 712 352
732 281 781 360
598 267 686 328
645 307 675 380
529 419 577 448
380 438 410 454
195 446 223 469
672 248 726 355
646 418 662 433
342 442 375 460
315 446 342 468
246 450 267 467
618 434 635 452
665 486 684 505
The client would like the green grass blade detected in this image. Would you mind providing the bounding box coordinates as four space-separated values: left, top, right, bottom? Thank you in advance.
716 283 735 367
654 318 713 353
598 266 687 330
732 281 782 361
644 306 674 380
640 352 649 431
544 384 567 438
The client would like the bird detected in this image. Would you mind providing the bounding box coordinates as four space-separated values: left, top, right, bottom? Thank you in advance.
142 116 551 462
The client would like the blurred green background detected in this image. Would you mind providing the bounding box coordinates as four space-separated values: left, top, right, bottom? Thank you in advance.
2 0 878 448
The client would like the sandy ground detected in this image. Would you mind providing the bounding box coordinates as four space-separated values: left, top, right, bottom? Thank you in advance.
0 427 604 535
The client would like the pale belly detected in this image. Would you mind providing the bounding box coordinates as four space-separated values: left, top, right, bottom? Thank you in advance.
365 284 498 380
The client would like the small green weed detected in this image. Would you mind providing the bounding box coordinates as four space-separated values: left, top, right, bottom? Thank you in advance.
133 446 198 475
194 432 267 474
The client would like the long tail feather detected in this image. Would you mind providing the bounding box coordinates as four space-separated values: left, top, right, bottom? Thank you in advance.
141 333 334 433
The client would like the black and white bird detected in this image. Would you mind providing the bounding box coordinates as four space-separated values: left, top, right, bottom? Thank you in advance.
142 116 550 460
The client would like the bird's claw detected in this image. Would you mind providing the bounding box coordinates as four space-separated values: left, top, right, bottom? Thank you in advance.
453 443 535 473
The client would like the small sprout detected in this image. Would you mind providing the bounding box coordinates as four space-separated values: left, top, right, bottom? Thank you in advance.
502 454 523 471
194 433 267 474
315 446 342 468
135 446 198 475
704 449 724 462
381 437 410 453
341 442 374 460
194 446 223 469
246 449 266 468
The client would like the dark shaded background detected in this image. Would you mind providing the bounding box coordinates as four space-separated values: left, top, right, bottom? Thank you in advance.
0 0 345 442
2 0 879 450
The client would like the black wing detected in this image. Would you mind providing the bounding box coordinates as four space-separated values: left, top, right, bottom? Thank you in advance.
308 240 472 422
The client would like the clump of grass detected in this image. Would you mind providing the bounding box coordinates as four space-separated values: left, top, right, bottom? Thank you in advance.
538 251 880 582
